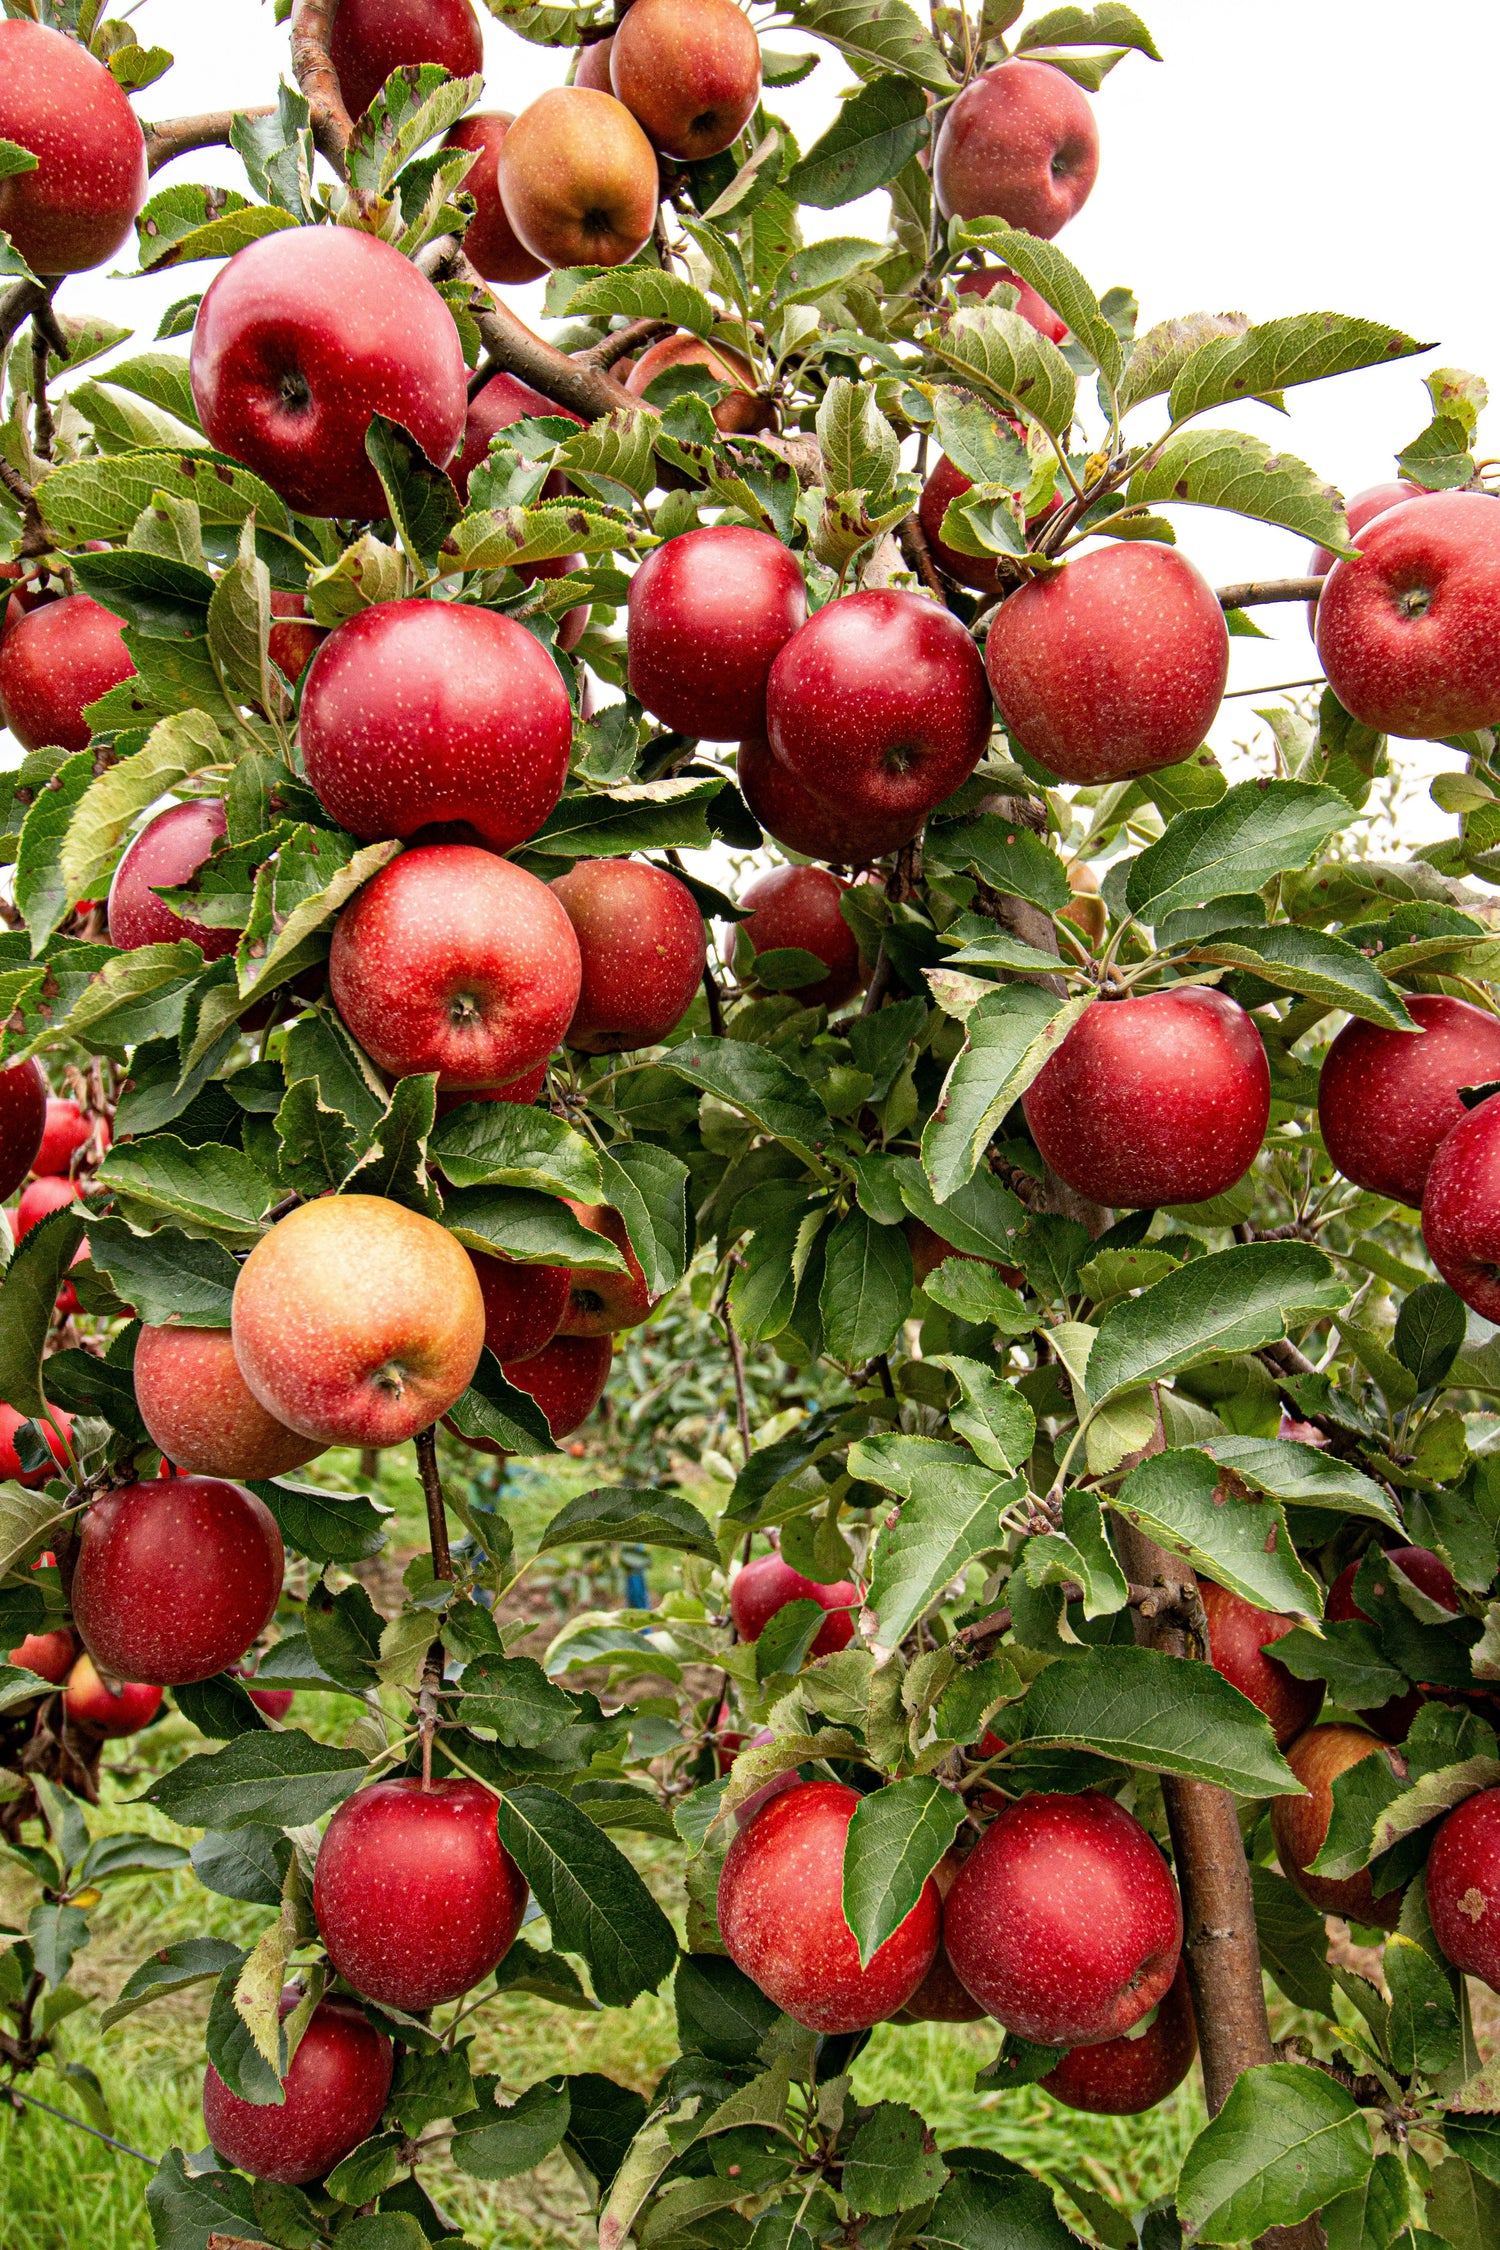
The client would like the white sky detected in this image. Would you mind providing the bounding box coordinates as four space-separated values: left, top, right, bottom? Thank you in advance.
16 0 1500 839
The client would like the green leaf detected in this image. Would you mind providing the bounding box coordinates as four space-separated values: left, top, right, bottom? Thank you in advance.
1189 925 1416 1032
445 1350 559 1457
0 1208 87 1419
364 414 463 573
456 1654 577 1748
251 1481 391 1567
146 2148 270 2250
99 1937 244 2031
535 1487 718 1562
775 0 954 89
493 1785 678 2008
452 2077 571 2182
841 2100 949 2216
661 1036 831 1166
927 816 1072 911
96 1134 271 1248
1201 1434 1400 1529
1274 1620 1405 1711
922 987 1083 1204
675 1955 782 2067
1015 1645 1300 1796
59 710 228 908
135 181 298 269
924 2163 1076 2250
1129 427 1351 548
521 776 721 862
429 1103 601 1200
1167 313 1429 423
1426 2158 1500 2250
1249 1864 1335 2015
1177 2063 1373 2243
304 1579 384 1693
1384 1931 1460 2077
842 1779 962 1968
817 376 900 501
273 1077 358 1200
142 1730 366 1832
1016 5 1162 59
15 750 94 951
97 351 200 431
770 235 886 308
565 268 715 338
84 1218 237 1329
754 1597 825 1681
951 223 1122 386
597 1143 689 1300
1111 1448 1322 1615
442 1186 628 1269
785 75 929 208
1393 1282 1467 1391
1086 1242 1347 1402
925 302 1077 438
819 1207 913 1363
894 1158 1028 1267
856 1443 1022 1654
928 1357 1035 1478
1127 780 1352 922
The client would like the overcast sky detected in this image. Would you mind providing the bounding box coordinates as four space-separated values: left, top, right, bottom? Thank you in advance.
18 0 1500 831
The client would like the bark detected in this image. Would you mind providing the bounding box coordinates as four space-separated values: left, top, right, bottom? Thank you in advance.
289 0 357 178
143 109 274 173
1216 576 1325 610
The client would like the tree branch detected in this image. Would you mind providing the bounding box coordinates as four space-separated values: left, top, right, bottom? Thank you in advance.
290 0 356 179
143 108 274 173
1216 576 1325 610
459 253 638 418
577 316 675 371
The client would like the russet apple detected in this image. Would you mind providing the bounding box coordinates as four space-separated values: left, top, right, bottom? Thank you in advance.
1272 1724 1406 1927
301 599 572 852
71 1475 284 1686
63 1654 161 1737
629 525 807 742
934 59 1099 237
501 1331 612 1439
766 589 993 825
330 846 581 1090
737 733 922 866
497 86 659 270
0 20 146 275
1319 993 1500 1207
1306 479 1424 632
133 1326 327 1482
740 865 864 1011
0 1401 70 1488
1022 987 1271 1209
1041 1960 1197 2114
468 1252 569 1365
718 1779 939 2031
107 799 238 959
1316 490 1500 737
551 858 707 1053
330 0 483 119
624 333 775 434
559 1202 657 1335
443 113 547 284
986 543 1230 784
203 1996 393 2187
232 1194 486 1448
0 1061 45 1200
31 1097 98 1180
450 369 582 502
0 594 135 753
1422 1092 1500 1320
729 1549 857 1660
1426 1787 1500 1992
1198 1578 1324 1749
314 1778 528 2009
956 265 1068 342
191 228 468 520
610 0 761 161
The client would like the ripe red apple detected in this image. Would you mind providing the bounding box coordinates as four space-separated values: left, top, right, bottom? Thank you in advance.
0 1401 71 1488
13 1173 83 1242
10 1627 75 1685
329 846 581 1090
501 1332 612 1439
497 87 659 270
450 370 582 501
934 59 1099 236
550 858 707 1053
986 544 1230 784
1041 1960 1197 2114
203 1996 393 2187
718 1780 939 2032
737 734 922 866
739 865 863 1010
1326 1545 1456 1741
0 20 146 274
1423 1092 1500 1320
610 0 761 160
314 1778 527 2009
1197 1578 1324 1749
624 334 774 434
107 800 239 959
730 1550 858 1661
1272 1724 1406 1927
191 228 468 520
0 594 135 754
628 526 807 743
1316 491 1500 737
1426 1787 1500 1992
918 453 1013 594
469 1251 569 1365
558 1203 656 1335
766 590 993 826
1022 988 1271 1209
31 1098 95 1180
133 1326 327 1482
0 1061 46 1200
330 0 484 119
956 266 1068 343
63 1654 161 1737
301 600 572 852
242 1674 294 1722
71 1476 283 1687
894 1887 989 2022
906 1220 1023 1294
575 36 615 91
434 1062 548 1118
1319 993 1500 1208
1306 480 1424 631
232 1195 486 1450
268 591 327 685
442 112 546 285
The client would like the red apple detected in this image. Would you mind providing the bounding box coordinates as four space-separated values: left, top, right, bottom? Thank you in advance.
558 1202 656 1335
10 1628 75 1685
71 1476 284 1687
739 865 863 1010
918 452 1013 595
133 1325 327 1482
986 544 1230 784
1423 1092 1500 1320
496 87 659 271
329 846 581 1090
203 1996 393 2187
31 1098 98 1180
575 36 615 91
232 1194 486 1450
501 1332 612 1439
107 799 238 960
1319 993 1500 1208
718 1780 940 2032
450 370 582 501
1316 491 1500 737
933 60 1099 237
944 1792 1182 2046
268 591 327 685
468 1251 569 1365
0 1061 46 1200
443 112 546 285
434 1062 548 1118
628 527 807 742
610 0 760 160
956 266 1068 344
1271 1724 1406 1927
1326 1545 1457 1741
1306 479 1424 631
1197 1578 1324 1750
1426 1787 1500 1992
1041 1960 1197 2114
0 594 135 754
190 228 468 520
63 1653 161 1738
0 1401 71 1488
1022 988 1271 1209
0 20 146 275
766 590 993 826
13 1173 83 1242
907 1220 1023 1294
729 1550 858 1661
550 858 707 1053
330 0 483 119
301 600 572 852
242 1674 295 1722
737 734 922 866
314 1778 528 2009
890 1850 987 2024
624 334 774 435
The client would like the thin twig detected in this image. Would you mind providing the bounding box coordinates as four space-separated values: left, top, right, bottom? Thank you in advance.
3 2087 154 2164
415 1424 453 1583
702 958 725 1037
577 317 675 371
30 325 52 464
1216 576 1325 610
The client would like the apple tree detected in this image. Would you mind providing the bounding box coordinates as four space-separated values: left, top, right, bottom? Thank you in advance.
0 2 1496 2248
